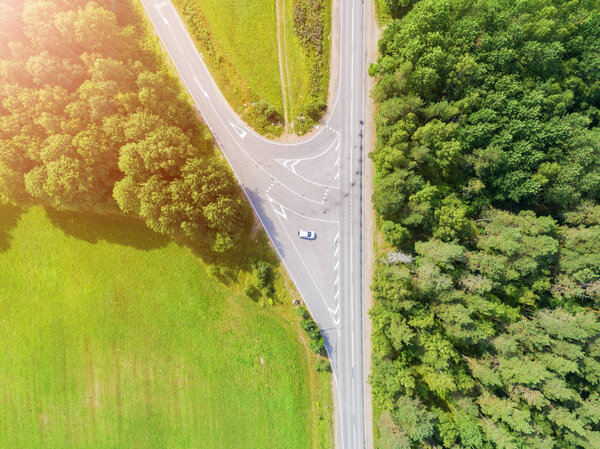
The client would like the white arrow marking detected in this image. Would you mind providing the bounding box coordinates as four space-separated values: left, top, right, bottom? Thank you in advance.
290 160 301 173
230 122 248 139
266 196 287 220
155 1 169 25
193 76 210 99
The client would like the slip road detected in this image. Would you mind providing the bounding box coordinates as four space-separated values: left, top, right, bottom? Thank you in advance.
140 1 368 447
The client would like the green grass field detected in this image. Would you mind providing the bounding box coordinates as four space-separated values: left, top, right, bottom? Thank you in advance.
187 0 284 110
0 205 331 449
172 0 327 133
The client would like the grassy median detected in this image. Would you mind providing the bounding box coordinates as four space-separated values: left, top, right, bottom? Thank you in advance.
172 0 330 135
0 205 332 449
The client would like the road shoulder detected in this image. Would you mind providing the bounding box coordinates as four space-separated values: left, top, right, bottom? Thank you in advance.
362 0 383 448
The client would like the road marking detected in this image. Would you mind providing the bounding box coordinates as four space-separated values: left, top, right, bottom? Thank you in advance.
230 122 248 139
155 1 169 25
138 3 354 443
146 1 331 205
267 200 340 325
193 76 210 99
274 135 341 189
265 196 338 223
266 195 287 219
334 260 339 271
334 246 339 257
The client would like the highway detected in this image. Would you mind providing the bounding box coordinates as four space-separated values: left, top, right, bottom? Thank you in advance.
139 0 368 447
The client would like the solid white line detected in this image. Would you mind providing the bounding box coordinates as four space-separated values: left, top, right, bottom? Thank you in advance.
361 0 369 447
350 0 357 446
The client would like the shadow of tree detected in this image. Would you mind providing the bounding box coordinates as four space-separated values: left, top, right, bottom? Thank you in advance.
180 224 280 284
0 204 24 253
45 208 170 251
44 206 280 291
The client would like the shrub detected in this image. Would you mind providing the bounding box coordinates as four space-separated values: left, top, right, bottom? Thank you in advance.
244 284 262 301
314 357 331 372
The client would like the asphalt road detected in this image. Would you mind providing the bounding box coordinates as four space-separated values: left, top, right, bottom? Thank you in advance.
140 1 367 447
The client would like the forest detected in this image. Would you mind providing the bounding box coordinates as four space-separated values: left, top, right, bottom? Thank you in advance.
0 0 250 252
369 0 600 447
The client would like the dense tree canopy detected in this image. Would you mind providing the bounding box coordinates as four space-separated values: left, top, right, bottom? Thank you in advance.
0 0 250 251
370 0 600 447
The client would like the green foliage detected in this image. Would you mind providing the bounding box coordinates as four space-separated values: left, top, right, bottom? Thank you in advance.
314 357 331 372
253 260 277 296
370 0 600 447
244 283 262 301
0 0 250 253
292 0 329 133
298 305 325 354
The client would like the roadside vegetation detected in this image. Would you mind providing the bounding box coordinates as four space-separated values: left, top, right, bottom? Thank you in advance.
0 1 333 447
0 0 251 253
172 0 330 136
374 0 416 24
369 0 600 447
0 205 332 448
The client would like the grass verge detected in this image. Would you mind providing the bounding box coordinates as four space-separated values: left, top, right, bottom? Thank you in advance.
0 205 332 449
171 0 330 136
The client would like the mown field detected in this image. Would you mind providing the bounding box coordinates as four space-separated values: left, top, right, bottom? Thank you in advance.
0 205 330 449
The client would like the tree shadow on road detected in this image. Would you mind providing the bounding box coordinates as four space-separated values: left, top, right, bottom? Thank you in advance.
0 204 24 253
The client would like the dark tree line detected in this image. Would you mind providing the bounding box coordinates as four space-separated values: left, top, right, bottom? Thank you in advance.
0 0 250 252
369 0 600 447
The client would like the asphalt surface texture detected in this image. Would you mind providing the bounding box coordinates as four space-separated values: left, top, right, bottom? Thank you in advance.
140 1 368 447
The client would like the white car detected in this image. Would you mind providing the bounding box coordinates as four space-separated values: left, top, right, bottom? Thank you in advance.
298 230 316 240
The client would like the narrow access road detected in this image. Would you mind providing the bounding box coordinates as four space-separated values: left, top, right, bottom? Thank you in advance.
140 1 368 447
